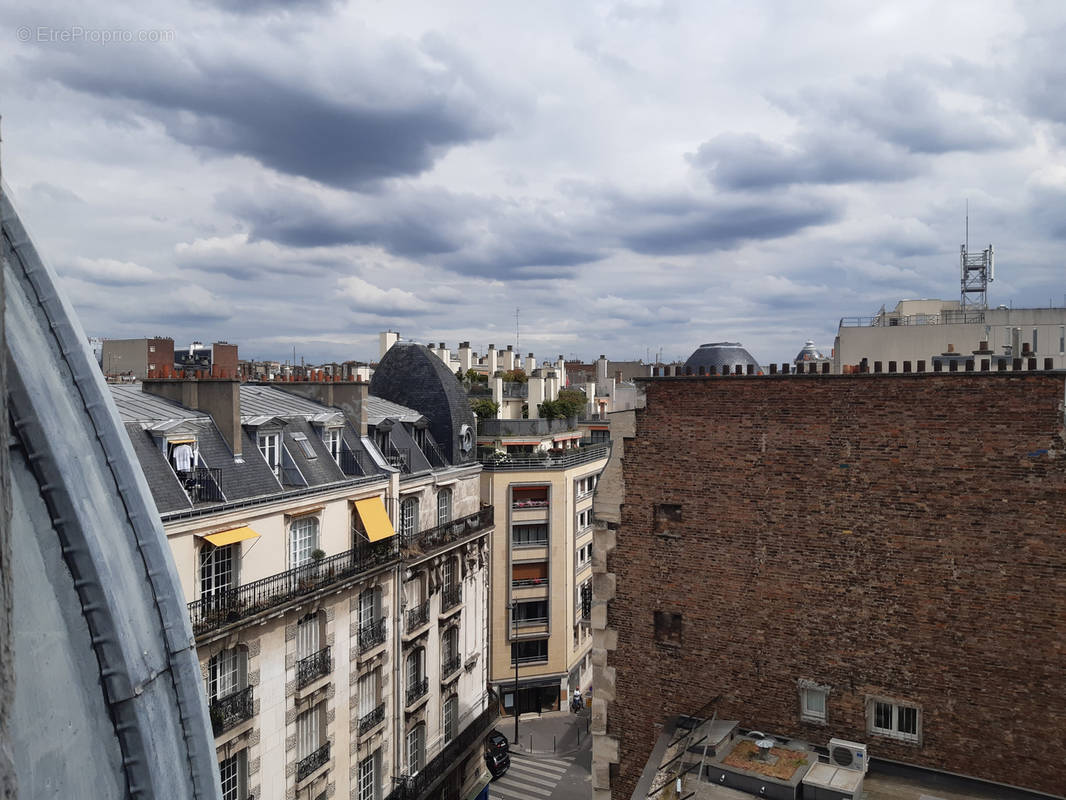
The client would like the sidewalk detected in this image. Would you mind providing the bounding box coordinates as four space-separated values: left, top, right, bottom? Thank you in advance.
502 708 591 758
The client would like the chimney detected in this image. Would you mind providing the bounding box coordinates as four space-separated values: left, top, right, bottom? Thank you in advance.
438 342 450 366
528 372 546 415
273 380 369 436
379 330 399 359
487 344 498 375
526 353 536 373
459 342 473 373
492 372 504 416
502 346 516 373
597 355 608 381
143 378 243 458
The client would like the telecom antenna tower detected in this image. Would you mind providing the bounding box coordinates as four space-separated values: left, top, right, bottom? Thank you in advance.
960 207 994 310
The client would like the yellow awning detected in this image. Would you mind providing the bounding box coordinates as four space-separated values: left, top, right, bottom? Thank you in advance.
202 526 260 547
354 497 397 542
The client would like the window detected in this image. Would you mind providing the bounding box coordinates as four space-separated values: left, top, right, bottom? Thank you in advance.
513 600 548 627
406 649 425 694
576 509 593 531
199 544 235 599
358 586 381 629
869 698 920 743
358 668 381 719
290 516 319 567
653 611 682 646
512 523 548 547
400 497 419 539
443 695 459 742
436 489 452 527
323 428 342 463
511 562 548 587
442 558 456 592
291 432 317 459
357 751 381 800
207 647 244 702
511 639 548 665
442 627 459 668
406 723 426 775
1033 328 1039 354
577 580 591 622
576 543 592 568
258 432 280 477
296 612 322 659
218 751 247 800
297 704 324 760
798 681 828 723
575 475 597 498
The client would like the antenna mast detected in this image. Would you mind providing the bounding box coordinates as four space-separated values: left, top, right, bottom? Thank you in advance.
960 203 994 312
515 307 520 352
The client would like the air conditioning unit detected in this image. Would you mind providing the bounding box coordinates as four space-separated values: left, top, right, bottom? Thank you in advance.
828 738 868 773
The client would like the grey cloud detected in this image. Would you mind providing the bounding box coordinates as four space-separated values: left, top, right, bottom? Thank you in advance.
774 69 1018 155
606 193 840 255
200 0 338 15
690 131 919 190
33 45 496 189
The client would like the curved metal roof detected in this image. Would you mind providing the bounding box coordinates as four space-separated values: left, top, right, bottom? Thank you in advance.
684 342 761 373
794 339 827 364
3 181 220 799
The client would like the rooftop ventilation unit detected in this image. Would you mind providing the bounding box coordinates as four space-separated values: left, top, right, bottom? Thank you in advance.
828 738 868 772
801 739 868 800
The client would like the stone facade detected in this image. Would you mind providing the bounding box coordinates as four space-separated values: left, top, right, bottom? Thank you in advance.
602 373 1066 799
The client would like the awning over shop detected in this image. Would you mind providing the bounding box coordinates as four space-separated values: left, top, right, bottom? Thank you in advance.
201 526 260 547
354 496 397 542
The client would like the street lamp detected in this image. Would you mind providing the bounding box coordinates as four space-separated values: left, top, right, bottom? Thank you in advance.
507 602 519 744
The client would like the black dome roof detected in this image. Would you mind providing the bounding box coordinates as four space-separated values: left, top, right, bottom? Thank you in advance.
684 342 761 373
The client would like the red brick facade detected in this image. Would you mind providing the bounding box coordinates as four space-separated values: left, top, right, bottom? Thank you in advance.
608 374 1066 798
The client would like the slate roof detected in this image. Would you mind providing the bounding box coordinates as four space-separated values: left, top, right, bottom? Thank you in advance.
365 395 425 425
684 342 761 373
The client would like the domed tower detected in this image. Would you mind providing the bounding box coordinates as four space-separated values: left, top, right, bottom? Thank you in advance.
684 342 761 375
369 342 477 465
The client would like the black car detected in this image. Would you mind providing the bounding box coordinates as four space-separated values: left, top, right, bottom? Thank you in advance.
485 730 510 778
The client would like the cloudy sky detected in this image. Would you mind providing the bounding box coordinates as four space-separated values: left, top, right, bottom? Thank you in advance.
3 1 1066 365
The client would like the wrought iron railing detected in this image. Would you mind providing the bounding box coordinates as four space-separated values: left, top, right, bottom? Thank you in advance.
402 506 493 555
296 741 330 782
406 599 430 633
388 444 411 473
387 706 496 800
405 677 429 707
188 540 397 636
182 466 224 504
420 437 448 468
340 446 376 477
515 616 548 627
512 578 548 589
296 646 331 688
440 584 461 611
357 618 387 653
441 653 462 678
481 442 610 472
210 685 254 735
580 583 592 621
358 702 386 735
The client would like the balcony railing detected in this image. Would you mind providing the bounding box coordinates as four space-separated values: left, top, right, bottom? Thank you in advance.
511 498 549 510
388 444 412 474
181 466 224 504
406 677 429 707
387 706 496 800
358 702 386 735
340 446 376 477
357 618 387 653
481 442 611 472
515 616 548 628
511 653 549 665
403 506 493 555
406 599 430 633
440 584 461 611
512 577 548 589
441 653 462 678
188 540 397 636
580 584 592 622
296 646 331 688
296 741 330 782
210 685 253 735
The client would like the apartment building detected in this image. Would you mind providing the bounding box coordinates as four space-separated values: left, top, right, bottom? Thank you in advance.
112 374 495 800
475 417 608 714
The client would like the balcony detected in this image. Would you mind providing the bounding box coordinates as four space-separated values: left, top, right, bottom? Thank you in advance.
182 466 224 504
481 442 611 472
441 653 462 678
339 447 376 477
402 506 493 556
580 584 592 624
440 584 461 612
357 618 387 654
358 702 386 735
406 599 430 633
512 577 548 589
406 677 429 707
296 741 330 782
296 646 331 688
387 706 496 800
515 616 548 628
188 540 397 637
210 685 253 736
511 498 549 510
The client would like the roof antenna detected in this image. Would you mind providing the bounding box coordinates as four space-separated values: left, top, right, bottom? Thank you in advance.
965 198 969 253
515 307 520 353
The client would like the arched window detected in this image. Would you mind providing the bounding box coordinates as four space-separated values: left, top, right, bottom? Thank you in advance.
400 497 419 539
436 488 452 527
290 516 319 567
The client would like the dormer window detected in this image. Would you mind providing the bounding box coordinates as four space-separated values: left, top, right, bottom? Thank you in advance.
322 428 342 463
258 432 280 477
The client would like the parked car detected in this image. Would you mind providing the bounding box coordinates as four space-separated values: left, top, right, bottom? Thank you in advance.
485 730 510 778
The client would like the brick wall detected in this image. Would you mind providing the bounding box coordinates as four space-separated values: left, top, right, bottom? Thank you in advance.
608 373 1066 798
